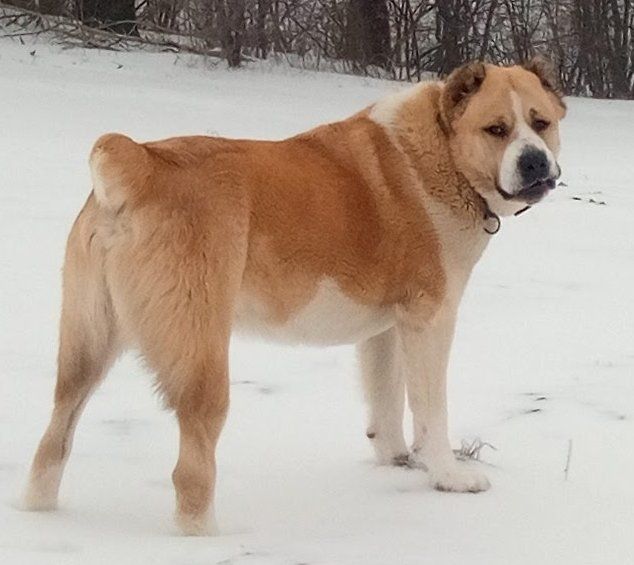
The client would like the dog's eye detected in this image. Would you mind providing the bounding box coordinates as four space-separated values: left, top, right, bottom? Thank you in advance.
532 119 550 133
484 124 508 138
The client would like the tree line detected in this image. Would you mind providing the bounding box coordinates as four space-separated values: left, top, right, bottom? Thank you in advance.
2 0 633 98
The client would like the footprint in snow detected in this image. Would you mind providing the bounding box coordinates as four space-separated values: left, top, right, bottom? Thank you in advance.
101 418 148 435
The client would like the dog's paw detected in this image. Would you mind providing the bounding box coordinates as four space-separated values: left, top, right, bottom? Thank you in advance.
175 512 218 536
20 492 58 512
389 452 412 467
429 464 491 493
373 446 411 467
21 473 60 512
375 448 412 468
367 429 410 467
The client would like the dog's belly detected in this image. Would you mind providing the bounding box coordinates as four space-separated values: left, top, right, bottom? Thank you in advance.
234 279 395 346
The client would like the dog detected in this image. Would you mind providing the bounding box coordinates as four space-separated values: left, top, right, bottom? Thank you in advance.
24 58 566 535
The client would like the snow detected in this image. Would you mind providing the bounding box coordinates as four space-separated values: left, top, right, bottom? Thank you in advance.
1 40 634 565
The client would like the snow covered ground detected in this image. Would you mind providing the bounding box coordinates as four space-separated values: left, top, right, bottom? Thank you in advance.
1 40 633 565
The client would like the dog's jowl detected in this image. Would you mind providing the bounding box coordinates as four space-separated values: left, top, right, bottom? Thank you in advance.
24 59 566 535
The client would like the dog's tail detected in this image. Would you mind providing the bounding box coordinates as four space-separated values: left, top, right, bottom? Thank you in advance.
89 133 150 210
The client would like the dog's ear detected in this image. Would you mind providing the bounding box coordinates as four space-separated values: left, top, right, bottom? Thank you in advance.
440 61 486 132
523 56 567 115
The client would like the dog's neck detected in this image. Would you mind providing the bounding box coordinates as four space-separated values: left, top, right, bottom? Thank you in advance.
371 86 494 234
453 171 504 235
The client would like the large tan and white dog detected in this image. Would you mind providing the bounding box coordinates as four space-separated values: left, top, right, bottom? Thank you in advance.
24 59 566 535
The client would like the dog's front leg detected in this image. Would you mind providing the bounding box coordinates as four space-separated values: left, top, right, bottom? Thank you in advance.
358 328 409 466
397 300 490 493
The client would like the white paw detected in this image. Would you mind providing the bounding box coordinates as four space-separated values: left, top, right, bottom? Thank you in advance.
429 464 491 493
175 511 218 536
367 430 409 467
21 492 58 512
21 472 61 512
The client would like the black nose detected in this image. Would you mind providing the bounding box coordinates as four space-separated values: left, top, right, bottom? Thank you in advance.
519 148 549 185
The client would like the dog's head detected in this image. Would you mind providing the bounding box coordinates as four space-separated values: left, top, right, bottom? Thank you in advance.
440 58 566 216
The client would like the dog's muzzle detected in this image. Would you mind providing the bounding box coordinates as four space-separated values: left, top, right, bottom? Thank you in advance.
497 148 560 204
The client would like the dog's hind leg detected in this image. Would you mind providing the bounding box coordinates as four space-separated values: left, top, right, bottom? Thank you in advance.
128 207 248 536
168 355 230 536
23 196 119 511
358 328 409 466
141 273 239 535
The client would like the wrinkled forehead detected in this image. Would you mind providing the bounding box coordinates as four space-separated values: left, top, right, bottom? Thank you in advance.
461 65 560 123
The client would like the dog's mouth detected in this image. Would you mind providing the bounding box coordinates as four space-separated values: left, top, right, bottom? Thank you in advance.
496 177 557 204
